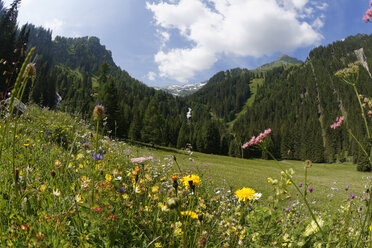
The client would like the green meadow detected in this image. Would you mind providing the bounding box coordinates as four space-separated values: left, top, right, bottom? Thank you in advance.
0 105 371 247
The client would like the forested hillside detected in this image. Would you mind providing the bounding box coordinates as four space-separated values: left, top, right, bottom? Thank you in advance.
232 34 372 168
1 0 372 168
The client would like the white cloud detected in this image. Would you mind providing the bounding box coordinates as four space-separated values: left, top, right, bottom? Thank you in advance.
44 18 63 33
147 0 325 83
312 16 324 30
148 71 156 81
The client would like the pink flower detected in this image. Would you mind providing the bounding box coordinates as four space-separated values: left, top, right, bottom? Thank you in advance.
367 8 372 16
330 116 344 129
370 0 372 8
242 128 272 148
131 156 153 163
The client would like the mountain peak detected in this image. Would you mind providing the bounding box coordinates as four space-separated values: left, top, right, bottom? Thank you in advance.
255 54 303 72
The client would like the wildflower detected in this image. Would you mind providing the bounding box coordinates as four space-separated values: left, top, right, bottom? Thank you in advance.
154 242 162 248
55 160 62 168
109 213 118 221
105 174 112 183
24 143 29 147
130 156 153 163
299 182 303 187
308 187 314 193
242 128 272 148
122 193 129 199
253 192 262 200
152 185 159 193
40 184 47 192
350 193 356 199
182 174 201 188
330 116 345 129
166 197 180 209
50 170 56 178
267 177 273 183
160 176 166 181
158 202 169 211
93 153 103 161
77 153 84 160
345 184 350 191
23 63 36 81
133 167 140 176
93 104 105 120
53 188 61 197
235 187 257 202
304 160 312 168
335 62 360 80
75 194 83 203
181 210 199 219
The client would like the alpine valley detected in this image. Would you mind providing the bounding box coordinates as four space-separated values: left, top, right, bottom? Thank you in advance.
2 12 372 169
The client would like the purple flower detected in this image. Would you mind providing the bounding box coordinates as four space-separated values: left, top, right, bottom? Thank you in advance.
350 193 356 199
299 182 303 187
93 153 103 161
308 187 314 193
345 184 350 191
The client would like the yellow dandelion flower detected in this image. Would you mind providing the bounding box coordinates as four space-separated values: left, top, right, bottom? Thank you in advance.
152 185 159 193
267 177 273 183
180 211 199 219
105 174 112 183
24 143 29 147
235 187 256 202
155 243 162 248
182 174 201 188
370 225 372 232
160 176 166 181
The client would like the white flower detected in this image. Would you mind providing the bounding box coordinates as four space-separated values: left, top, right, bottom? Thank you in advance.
53 189 61 197
253 193 262 200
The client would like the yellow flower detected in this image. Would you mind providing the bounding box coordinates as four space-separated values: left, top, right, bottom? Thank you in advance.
77 153 84 160
24 143 29 147
122 193 129 199
160 176 166 181
267 177 273 183
370 225 372 232
152 185 159 193
180 211 199 219
235 187 256 202
75 194 83 203
105 174 112 183
40 184 47 192
158 202 169 212
155 243 162 248
182 174 201 188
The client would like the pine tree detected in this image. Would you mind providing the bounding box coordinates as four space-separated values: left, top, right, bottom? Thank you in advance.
141 98 164 145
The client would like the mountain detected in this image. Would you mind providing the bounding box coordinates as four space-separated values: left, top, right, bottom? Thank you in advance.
254 54 303 72
156 82 207 97
11 22 372 167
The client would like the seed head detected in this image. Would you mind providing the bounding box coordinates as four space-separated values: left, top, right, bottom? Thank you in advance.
23 63 36 81
93 104 105 120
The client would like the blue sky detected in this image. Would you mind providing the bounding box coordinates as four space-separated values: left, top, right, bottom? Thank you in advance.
3 0 372 87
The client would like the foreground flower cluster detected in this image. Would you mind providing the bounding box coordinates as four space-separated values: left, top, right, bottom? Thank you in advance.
0 106 371 247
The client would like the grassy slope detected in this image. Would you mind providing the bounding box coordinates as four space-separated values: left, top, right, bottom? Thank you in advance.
138 143 364 210
10 106 365 210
